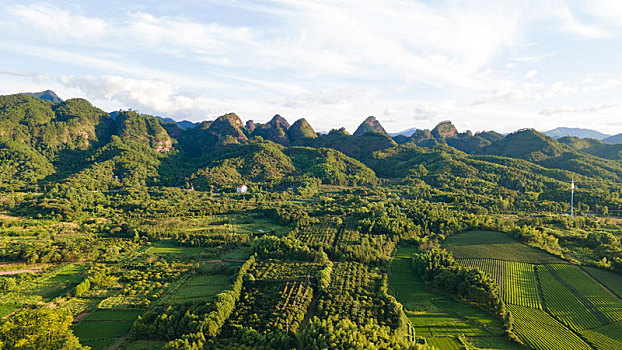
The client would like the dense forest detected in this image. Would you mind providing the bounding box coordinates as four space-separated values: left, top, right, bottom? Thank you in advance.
2 92 622 349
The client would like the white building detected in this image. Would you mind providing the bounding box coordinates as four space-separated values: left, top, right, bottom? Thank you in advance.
237 185 248 194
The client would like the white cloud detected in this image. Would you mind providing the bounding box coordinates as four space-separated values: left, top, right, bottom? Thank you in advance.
581 79 622 92
8 4 107 43
525 69 538 78
0 1 529 90
413 103 452 122
581 0 622 24
511 51 558 62
557 8 608 39
472 84 544 105
60 75 201 114
539 102 619 116
0 69 50 83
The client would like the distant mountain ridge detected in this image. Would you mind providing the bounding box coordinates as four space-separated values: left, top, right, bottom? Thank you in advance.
543 127 610 140
389 127 418 137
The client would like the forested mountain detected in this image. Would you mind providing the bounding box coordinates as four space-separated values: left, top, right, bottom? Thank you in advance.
3 91 622 209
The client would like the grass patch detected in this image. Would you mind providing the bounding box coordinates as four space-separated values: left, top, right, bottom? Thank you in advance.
466 336 524 350
233 217 290 237
444 230 563 264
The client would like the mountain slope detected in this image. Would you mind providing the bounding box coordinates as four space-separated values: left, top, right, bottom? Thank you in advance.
288 118 317 142
558 136 622 160
353 116 387 136
603 133 622 144
23 90 63 103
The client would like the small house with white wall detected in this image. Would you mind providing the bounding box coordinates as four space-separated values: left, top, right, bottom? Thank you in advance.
237 185 248 194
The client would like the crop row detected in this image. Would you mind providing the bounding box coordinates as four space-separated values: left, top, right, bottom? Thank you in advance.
506 261 541 309
456 258 505 293
548 264 622 323
456 258 541 309
508 304 590 350
537 265 603 330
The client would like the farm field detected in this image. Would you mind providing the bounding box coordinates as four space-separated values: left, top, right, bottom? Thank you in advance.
0 263 87 317
444 230 563 263
73 309 143 349
143 242 205 255
389 246 518 349
457 259 542 309
507 305 590 350
584 266 622 298
447 230 622 349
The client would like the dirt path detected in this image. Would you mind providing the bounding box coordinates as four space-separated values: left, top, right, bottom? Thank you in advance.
299 293 319 331
0 267 44 275
73 310 91 323
2 308 20 319
204 258 246 264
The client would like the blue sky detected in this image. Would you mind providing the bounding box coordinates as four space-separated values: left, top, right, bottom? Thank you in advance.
2 0 622 134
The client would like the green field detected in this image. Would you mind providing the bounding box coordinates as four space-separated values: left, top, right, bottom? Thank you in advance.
389 246 517 349
74 320 134 349
538 264 605 330
161 274 231 304
444 231 563 263
426 336 464 349
84 309 143 321
73 309 144 349
118 340 167 350
144 241 205 255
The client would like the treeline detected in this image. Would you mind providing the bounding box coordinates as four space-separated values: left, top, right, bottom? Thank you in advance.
300 316 427 350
